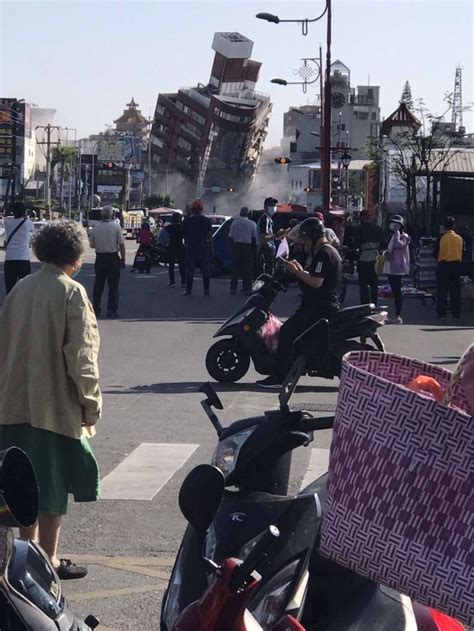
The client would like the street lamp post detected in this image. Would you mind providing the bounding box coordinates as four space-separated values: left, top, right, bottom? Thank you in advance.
257 0 332 210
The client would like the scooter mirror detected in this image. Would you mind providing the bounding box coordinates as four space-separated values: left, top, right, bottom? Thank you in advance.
198 382 224 410
0 447 39 527
179 465 224 535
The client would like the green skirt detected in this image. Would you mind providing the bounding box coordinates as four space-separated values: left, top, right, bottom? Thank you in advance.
0 425 100 515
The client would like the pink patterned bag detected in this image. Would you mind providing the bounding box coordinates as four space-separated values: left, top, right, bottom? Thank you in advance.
258 312 282 354
320 351 473 627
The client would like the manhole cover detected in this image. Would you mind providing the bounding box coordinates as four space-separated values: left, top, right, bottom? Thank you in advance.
291 402 337 413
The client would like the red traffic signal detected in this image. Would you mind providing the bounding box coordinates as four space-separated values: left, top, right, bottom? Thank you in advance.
304 187 313 192
102 161 116 169
227 187 236 193
274 157 292 165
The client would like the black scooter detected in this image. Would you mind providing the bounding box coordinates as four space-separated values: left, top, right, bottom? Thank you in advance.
161 334 416 631
0 447 99 630
205 275 386 383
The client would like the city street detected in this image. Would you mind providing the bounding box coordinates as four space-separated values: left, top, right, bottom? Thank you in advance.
0 241 473 630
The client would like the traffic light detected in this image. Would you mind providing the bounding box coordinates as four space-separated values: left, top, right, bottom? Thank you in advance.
304 187 313 192
274 157 292 165
227 187 236 193
102 161 116 169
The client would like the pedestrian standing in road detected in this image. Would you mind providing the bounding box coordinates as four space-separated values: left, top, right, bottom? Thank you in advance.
434 216 464 319
3 201 35 294
257 197 286 276
229 206 257 295
183 199 212 296
0 222 101 580
166 212 186 288
383 215 411 324
355 209 383 305
89 206 126 318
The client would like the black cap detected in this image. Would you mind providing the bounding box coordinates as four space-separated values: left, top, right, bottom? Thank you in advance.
299 217 325 240
264 197 278 207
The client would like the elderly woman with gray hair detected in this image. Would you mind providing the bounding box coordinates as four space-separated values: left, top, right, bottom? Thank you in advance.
0 221 102 580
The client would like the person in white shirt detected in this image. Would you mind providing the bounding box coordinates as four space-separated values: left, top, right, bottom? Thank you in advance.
89 206 126 318
3 201 35 294
229 207 258 295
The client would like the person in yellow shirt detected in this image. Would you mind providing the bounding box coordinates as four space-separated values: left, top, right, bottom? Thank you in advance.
434 216 464 319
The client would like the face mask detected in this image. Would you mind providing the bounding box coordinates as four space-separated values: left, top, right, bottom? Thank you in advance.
266 206 277 216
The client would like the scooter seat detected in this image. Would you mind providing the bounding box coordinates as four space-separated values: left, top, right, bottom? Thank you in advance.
330 304 374 323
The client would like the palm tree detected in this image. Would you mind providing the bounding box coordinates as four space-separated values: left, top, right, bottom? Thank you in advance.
51 146 77 211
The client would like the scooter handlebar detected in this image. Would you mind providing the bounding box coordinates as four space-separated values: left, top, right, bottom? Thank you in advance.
299 415 335 432
230 525 280 592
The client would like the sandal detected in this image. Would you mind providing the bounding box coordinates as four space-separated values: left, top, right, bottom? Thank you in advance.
55 558 88 580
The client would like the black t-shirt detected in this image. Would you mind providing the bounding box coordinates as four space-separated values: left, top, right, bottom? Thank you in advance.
166 223 184 250
301 243 342 310
183 214 212 251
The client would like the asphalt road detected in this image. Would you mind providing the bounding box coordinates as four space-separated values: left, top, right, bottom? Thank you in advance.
1 241 473 630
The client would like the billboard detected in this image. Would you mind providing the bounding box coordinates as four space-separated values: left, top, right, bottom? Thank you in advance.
98 139 124 162
97 136 142 165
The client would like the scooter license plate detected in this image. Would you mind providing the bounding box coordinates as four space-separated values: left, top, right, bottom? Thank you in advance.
136 256 146 262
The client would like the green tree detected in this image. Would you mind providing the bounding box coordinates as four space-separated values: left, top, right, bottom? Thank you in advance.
400 81 414 111
51 145 77 211
144 193 175 209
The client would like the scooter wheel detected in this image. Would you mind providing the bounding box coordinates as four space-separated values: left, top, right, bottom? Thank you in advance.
205 339 250 383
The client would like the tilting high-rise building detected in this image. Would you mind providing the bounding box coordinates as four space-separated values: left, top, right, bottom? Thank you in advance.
150 32 272 205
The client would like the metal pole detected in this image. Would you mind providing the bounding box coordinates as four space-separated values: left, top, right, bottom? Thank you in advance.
90 148 95 211
45 124 52 211
322 0 332 211
148 118 152 198
77 142 82 216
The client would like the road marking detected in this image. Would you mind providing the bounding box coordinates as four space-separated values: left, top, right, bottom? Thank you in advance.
300 448 330 490
100 443 198 500
68 583 162 604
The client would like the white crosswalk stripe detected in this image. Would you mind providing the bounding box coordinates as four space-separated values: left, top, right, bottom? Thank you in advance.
99 443 330 501
300 448 330 490
100 443 198 500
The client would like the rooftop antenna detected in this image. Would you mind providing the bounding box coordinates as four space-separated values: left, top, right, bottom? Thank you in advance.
451 64 463 131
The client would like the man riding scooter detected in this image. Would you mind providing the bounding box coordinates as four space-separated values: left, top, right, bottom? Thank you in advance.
257 217 342 388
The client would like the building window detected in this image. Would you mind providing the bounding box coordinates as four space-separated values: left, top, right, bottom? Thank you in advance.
371 112 377 120
177 136 192 151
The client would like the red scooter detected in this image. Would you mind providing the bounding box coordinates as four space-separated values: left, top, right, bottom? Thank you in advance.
170 465 305 631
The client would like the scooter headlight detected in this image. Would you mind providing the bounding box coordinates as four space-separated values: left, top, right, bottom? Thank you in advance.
249 559 301 628
252 279 265 293
211 428 255 478
368 310 388 325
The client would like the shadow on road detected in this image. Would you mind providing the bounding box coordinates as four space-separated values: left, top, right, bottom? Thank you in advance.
103 381 340 395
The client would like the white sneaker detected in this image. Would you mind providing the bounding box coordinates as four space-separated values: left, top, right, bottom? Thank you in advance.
387 316 403 325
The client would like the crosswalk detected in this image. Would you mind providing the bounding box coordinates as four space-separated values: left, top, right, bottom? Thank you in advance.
99 442 330 501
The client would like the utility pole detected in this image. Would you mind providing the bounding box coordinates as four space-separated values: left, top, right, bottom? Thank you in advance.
322 0 332 211
35 124 61 214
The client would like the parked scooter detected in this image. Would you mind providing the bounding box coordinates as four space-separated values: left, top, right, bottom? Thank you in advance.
163 338 462 631
0 447 99 630
205 274 387 383
170 464 305 631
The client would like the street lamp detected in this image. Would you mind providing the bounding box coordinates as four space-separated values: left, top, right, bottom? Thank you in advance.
257 0 332 210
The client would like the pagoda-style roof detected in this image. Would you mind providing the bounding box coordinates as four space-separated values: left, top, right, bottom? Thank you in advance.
381 102 422 136
114 97 148 125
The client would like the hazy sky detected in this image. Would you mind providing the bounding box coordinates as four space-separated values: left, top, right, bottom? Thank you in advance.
1 0 473 147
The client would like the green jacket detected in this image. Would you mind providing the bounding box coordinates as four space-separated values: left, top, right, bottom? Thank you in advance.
0 264 102 439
